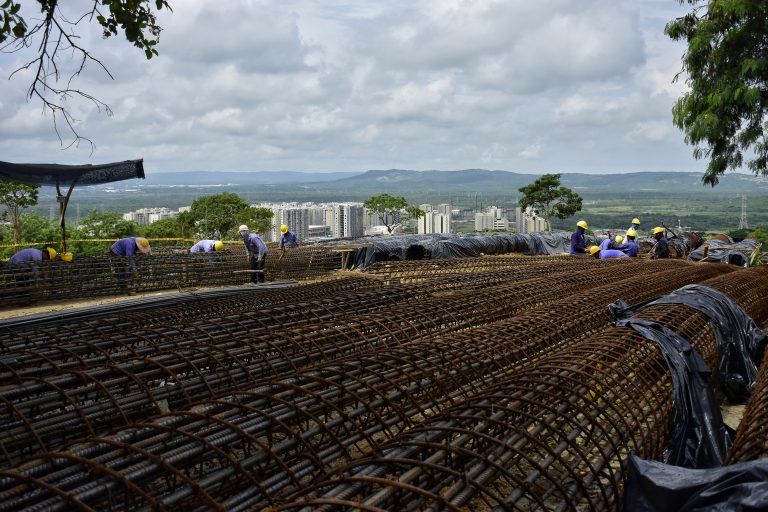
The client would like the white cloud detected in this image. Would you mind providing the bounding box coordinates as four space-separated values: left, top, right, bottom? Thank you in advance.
0 0 701 173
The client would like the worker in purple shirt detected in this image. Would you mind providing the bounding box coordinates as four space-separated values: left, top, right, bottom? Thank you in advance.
278 224 299 259
623 228 639 257
190 240 224 253
589 245 628 259
110 237 151 294
9 247 56 263
651 227 670 259
570 220 588 255
239 224 267 284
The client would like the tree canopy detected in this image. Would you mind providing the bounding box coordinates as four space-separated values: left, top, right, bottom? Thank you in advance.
0 178 39 244
363 193 424 234
518 174 582 232
666 0 768 186
179 193 272 239
1 0 171 147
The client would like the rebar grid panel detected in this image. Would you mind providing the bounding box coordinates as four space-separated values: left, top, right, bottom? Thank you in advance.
0 261 679 469
0 264 732 509
278 270 768 511
0 245 343 307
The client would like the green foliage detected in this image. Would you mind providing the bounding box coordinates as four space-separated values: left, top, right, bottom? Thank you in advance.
74 209 139 240
141 217 183 239
363 193 424 234
18 212 59 244
666 0 768 185
518 173 582 231
0 179 39 244
180 193 272 239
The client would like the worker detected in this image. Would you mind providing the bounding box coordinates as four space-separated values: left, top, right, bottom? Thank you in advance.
278 224 299 258
190 240 224 253
589 245 628 260
239 224 267 284
9 247 57 263
570 220 588 255
623 228 639 257
599 234 624 252
629 217 641 233
651 226 670 259
110 237 151 294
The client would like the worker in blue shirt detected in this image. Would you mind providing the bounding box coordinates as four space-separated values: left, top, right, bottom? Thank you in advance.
570 220 588 255
110 237 151 294
589 245 628 260
278 224 299 259
9 247 57 263
239 224 267 284
190 240 224 253
623 228 639 257
629 217 641 234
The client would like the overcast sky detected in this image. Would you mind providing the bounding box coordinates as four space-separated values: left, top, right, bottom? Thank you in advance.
0 0 700 174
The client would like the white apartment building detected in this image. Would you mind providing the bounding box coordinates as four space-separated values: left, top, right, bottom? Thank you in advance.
123 207 178 225
417 204 451 234
271 207 310 242
474 206 508 231
330 203 365 238
515 206 548 233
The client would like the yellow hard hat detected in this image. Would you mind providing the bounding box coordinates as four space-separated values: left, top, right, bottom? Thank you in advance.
214 240 224 251
60 252 74 262
614 235 624 244
632 218 640 225
577 220 588 230
589 245 600 255
626 228 637 238
46 247 57 260
280 224 289 234
653 226 664 235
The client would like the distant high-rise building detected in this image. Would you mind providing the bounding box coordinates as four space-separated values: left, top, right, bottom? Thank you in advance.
475 206 508 231
122 207 177 225
271 207 310 242
332 203 365 238
515 207 547 233
417 203 451 234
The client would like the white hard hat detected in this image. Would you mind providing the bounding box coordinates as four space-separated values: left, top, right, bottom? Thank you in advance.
239 224 249 232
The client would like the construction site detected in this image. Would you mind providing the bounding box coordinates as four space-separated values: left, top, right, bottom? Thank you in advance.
0 231 767 511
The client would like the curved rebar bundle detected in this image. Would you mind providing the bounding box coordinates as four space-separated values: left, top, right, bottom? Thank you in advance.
0 261 747 510
277 267 768 511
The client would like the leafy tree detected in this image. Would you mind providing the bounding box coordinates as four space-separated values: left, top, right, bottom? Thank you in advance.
666 1 768 186
180 193 272 240
75 209 139 239
18 212 59 244
518 173 582 232
0 178 39 244
363 193 425 234
1 0 172 148
141 218 184 239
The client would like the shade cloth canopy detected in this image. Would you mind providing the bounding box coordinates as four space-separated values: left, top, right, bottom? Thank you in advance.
0 159 144 186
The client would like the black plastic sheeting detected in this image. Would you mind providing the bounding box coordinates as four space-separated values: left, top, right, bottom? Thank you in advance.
624 454 768 512
611 285 767 404
688 238 760 267
321 232 596 269
615 317 732 469
0 160 144 186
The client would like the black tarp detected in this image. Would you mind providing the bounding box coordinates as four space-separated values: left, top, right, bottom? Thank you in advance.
688 238 760 267
0 160 145 186
624 454 768 512
614 318 732 469
612 285 767 403
324 232 594 269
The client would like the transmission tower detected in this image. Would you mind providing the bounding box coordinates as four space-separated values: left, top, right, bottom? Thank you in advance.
738 194 748 229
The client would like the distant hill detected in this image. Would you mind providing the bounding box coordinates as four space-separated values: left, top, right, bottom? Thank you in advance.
319 169 768 195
